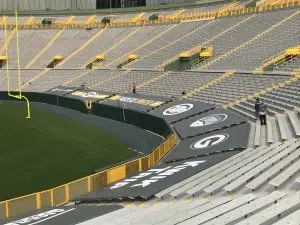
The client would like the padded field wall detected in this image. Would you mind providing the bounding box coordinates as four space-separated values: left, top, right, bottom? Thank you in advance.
92 102 172 138
0 92 87 113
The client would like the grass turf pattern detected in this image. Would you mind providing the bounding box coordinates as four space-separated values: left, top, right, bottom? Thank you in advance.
0 102 133 201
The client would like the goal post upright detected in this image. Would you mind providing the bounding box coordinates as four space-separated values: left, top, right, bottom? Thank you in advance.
4 10 31 118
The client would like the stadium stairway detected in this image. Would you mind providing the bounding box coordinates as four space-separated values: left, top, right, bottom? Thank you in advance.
57 27 145 86
104 24 180 68
227 75 300 147
135 71 171 91
0 28 16 56
126 20 210 68
61 69 91 87
158 14 255 69
17 69 50 91
74 140 300 225
57 26 108 68
0 69 45 91
24 29 66 69
90 69 132 89
182 70 236 99
94 26 142 67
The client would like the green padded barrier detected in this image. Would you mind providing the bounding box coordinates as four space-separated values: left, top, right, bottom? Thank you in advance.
91 102 124 122
124 109 172 138
57 96 87 113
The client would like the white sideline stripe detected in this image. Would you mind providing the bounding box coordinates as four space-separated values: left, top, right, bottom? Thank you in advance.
28 208 76 225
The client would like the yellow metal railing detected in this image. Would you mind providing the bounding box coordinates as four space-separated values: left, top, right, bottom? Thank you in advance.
0 0 298 29
255 45 300 71
0 133 177 219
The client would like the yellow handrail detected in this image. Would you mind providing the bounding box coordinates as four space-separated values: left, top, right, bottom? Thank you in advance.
0 0 298 29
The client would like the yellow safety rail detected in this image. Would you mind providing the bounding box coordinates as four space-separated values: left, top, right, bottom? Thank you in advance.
4 11 31 118
0 0 298 29
63 16 75 25
258 0 292 7
26 16 36 25
132 12 146 22
164 8 186 19
85 15 96 24
0 133 177 219
255 45 300 73
0 15 7 24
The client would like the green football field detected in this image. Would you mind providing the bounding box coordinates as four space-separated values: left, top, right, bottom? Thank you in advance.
0 102 134 201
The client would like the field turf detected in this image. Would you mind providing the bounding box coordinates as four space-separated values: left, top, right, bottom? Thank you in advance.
0 102 134 201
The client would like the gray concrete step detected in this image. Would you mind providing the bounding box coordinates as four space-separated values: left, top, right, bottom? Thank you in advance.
287 111 300 137
228 106 257 121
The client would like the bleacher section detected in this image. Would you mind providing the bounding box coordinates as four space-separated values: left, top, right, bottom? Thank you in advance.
60 27 137 68
188 73 288 105
201 11 300 71
72 140 300 225
139 71 219 97
0 9 298 72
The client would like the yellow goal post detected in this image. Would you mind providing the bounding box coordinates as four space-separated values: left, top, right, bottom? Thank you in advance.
4 10 31 118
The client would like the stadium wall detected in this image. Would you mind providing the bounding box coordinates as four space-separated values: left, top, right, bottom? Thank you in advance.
146 0 195 5
0 0 225 14
0 92 177 219
0 0 97 12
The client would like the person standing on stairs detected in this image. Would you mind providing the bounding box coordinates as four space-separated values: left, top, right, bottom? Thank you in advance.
259 102 268 126
254 98 261 119
132 82 136 94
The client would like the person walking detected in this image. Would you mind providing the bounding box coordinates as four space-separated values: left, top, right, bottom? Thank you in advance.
132 82 136 94
258 102 267 125
254 98 261 119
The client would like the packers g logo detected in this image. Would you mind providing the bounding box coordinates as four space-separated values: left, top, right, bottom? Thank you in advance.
82 92 97 98
163 104 193 116
190 134 229 149
190 114 228 127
